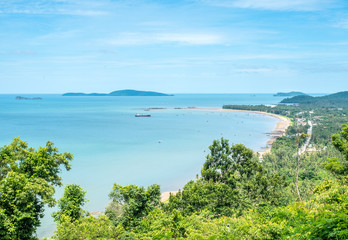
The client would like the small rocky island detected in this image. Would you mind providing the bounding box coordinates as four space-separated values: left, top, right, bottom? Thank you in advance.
63 89 173 97
16 96 42 100
274 91 306 97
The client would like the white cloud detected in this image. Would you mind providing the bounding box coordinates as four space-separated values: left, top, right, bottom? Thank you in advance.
3 9 107 16
0 0 108 16
107 33 153 46
107 32 224 46
219 54 299 60
12 50 36 55
61 10 107 16
201 0 338 11
139 21 170 27
36 30 81 40
181 54 305 65
233 67 275 73
331 41 348 45
157 33 223 45
335 19 348 29
293 62 348 73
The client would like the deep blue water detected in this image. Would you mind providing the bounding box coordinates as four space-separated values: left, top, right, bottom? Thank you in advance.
0 94 287 237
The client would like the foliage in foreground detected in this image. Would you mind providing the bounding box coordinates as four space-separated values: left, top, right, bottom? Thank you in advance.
0 138 72 240
105 183 161 229
166 140 287 217
52 184 87 224
2 118 348 239
51 123 348 239
51 180 347 240
53 215 119 240
324 122 348 181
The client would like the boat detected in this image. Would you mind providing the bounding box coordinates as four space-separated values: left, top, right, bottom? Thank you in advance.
135 114 151 117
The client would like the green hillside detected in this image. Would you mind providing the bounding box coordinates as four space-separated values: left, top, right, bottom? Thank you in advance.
281 91 348 107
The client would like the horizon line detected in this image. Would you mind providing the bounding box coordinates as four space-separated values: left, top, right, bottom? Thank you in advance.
0 92 331 95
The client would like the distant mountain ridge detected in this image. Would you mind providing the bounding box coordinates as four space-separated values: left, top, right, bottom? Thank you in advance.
274 91 306 97
280 91 348 107
63 89 173 97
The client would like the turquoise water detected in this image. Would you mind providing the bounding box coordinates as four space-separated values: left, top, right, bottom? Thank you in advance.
0 94 284 237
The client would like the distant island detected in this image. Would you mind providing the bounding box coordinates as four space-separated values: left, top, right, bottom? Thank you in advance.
274 91 306 97
280 91 348 107
63 89 173 97
16 96 42 100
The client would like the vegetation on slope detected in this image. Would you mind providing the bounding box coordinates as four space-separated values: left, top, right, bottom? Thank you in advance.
280 91 348 107
47 122 347 239
0 139 72 239
1 99 348 239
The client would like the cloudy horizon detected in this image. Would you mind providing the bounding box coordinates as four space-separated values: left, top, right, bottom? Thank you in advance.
1 0 348 93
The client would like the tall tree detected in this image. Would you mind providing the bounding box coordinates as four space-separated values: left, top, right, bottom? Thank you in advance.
323 122 348 180
295 132 309 201
52 184 87 224
105 183 161 229
201 139 256 184
169 138 286 216
0 138 72 239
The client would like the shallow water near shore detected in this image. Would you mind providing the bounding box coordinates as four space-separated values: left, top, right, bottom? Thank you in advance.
0 94 284 237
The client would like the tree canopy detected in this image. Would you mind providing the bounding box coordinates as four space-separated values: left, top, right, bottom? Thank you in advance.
53 184 87 224
0 138 72 239
167 139 286 216
324 122 348 180
105 183 161 229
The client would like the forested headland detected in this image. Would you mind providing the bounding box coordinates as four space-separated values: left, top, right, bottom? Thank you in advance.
280 91 348 107
1 92 348 239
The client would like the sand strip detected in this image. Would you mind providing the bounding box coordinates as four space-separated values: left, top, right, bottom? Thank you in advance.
153 107 291 198
147 107 291 158
160 191 179 202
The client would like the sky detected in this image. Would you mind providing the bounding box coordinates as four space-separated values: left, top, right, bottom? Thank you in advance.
0 0 348 94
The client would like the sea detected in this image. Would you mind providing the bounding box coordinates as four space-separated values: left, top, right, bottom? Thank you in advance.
0 93 287 237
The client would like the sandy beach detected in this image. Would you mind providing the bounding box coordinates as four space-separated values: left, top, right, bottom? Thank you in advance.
147 107 291 158
149 106 291 199
197 108 291 157
160 191 179 202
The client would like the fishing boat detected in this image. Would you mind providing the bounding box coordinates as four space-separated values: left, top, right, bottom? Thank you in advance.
135 114 151 117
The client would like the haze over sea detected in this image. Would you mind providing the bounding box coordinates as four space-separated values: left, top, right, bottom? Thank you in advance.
1 93 289 236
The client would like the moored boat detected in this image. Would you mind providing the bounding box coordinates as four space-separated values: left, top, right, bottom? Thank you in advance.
135 114 151 117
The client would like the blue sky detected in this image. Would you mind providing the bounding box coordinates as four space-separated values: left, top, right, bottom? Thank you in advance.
0 0 348 93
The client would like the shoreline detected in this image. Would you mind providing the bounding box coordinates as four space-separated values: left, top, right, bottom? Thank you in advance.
147 107 291 158
149 106 291 201
160 191 179 202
